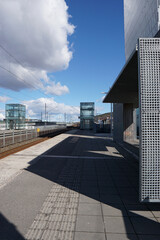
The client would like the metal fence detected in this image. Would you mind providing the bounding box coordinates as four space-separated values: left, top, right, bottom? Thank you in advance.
0 125 66 148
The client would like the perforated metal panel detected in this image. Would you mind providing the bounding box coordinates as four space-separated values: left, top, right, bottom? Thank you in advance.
138 38 160 202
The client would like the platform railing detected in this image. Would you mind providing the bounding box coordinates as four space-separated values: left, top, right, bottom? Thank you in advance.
0 125 66 148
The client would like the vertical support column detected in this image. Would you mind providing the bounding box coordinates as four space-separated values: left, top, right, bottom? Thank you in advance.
110 103 113 135
133 106 137 141
113 103 123 142
26 130 28 141
20 130 22 142
138 38 160 202
123 103 136 142
12 130 14 144
34 129 37 138
3 132 5 147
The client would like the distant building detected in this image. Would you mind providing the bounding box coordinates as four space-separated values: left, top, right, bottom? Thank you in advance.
80 102 94 130
5 104 26 129
94 112 111 124
25 119 42 123
94 113 112 133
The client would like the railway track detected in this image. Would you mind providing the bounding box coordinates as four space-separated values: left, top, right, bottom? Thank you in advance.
0 128 68 160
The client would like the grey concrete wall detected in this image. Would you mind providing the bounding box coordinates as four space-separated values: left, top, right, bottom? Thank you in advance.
123 103 136 141
113 103 137 143
113 103 124 142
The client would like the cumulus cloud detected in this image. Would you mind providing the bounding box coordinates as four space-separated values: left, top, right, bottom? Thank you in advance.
95 106 104 115
0 96 11 103
44 82 69 96
0 60 45 91
0 0 74 92
0 113 5 120
101 96 105 102
0 109 5 120
23 97 80 121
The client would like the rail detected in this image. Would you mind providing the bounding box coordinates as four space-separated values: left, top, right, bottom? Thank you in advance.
0 125 67 148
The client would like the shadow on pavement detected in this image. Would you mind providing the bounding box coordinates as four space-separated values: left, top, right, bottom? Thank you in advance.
25 130 160 239
1 130 159 240
0 213 24 240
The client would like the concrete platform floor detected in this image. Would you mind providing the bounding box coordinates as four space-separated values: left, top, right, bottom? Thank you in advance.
0 129 159 240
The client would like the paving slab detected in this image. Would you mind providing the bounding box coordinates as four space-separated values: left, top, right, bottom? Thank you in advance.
121 195 140 205
79 194 100 204
117 187 138 196
77 203 101 216
125 204 154 218
74 232 106 240
102 203 128 217
0 129 159 240
130 217 160 235
76 215 104 232
100 194 123 204
138 235 160 240
147 204 160 218
0 130 76 189
80 180 98 187
104 216 135 234
99 186 118 194
107 233 138 240
80 185 99 194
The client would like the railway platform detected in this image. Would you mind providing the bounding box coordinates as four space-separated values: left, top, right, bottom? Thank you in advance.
0 129 160 240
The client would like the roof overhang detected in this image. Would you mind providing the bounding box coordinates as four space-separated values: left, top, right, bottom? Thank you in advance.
103 50 138 106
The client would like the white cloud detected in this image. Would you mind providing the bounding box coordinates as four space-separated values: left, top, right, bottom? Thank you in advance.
0 96 11 102
23 97 80 121
0 113 4 120
95 96 106 104
0 61 45 91
95 106 104 115
28 109 36 117
101 96 105 102
44 82 69 96
0 109 5 120
0 0 74 92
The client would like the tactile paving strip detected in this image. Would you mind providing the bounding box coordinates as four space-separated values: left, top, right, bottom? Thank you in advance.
25 159 82 240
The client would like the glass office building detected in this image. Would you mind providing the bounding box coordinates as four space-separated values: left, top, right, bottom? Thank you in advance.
80 102 94 130
5 104 26 129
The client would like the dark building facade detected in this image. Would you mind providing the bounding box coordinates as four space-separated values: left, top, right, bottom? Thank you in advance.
103 0 160 202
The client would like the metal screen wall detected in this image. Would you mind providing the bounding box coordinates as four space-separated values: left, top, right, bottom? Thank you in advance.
138 38 160 202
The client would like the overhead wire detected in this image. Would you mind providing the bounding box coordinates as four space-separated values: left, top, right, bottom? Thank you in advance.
0 43 77 118
0 90 26 103
0 64 44 102
0 43 51 98
0 43 42 87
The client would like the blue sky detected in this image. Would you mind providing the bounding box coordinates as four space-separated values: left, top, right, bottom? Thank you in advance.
57 0 125 110
0 0 125 121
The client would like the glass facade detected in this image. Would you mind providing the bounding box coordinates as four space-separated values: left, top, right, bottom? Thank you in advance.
80 102 94 130
5 104 26 129
124 0 159 60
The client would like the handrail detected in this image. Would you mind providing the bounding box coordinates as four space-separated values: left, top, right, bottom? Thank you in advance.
0 125 67 148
